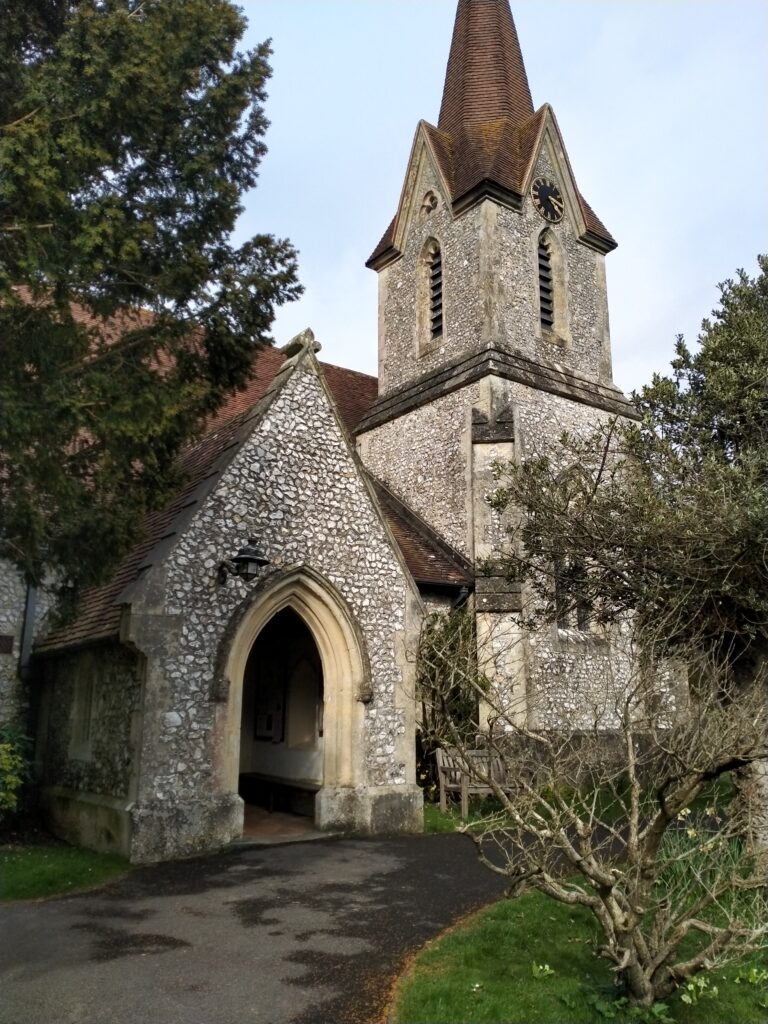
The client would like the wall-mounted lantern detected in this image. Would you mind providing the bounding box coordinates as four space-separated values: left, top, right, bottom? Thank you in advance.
217 537 270 585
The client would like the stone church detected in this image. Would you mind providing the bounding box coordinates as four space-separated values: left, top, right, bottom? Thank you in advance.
0 0 634 862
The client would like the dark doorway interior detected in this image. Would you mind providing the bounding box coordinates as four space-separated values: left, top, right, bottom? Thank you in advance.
238 609 324 820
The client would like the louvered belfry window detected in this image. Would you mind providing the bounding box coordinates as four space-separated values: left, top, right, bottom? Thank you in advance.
538 237 554 330
428 245 443 339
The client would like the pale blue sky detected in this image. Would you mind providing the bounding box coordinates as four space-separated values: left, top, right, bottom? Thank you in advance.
238 0 768 394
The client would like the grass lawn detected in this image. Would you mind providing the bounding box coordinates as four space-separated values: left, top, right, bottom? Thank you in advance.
0 844 129 900
424 800 502 833
393 890 768 1024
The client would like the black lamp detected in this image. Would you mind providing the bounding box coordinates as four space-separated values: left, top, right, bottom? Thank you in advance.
217 537 270 585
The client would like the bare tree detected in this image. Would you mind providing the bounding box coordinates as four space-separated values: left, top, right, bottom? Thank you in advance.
417 610 768 1009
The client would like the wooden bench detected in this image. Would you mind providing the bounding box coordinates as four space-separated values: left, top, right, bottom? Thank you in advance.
435 747 509 820
239 772 321 814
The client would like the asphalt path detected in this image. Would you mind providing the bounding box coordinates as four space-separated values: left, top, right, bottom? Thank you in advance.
0 834 508 1024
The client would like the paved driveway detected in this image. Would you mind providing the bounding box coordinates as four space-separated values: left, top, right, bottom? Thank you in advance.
0 835 507 1024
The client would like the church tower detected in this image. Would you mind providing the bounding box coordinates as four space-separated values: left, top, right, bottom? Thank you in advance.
358 0 633 567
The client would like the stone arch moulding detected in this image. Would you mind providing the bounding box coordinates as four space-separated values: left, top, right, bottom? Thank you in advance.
214 565 372 796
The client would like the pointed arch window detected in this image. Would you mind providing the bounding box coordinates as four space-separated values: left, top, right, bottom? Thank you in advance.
536 229 570 344
428 242 443 340
538 235 554 331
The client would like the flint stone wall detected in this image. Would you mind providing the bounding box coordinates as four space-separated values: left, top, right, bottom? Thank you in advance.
39 644 141 797
128 357 418 854
376 144 612 397
359 383 481 559
506 378 644 729
365 364 645 731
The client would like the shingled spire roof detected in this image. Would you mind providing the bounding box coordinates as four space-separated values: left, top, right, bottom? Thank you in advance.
367 0 615 268
438 0 534 135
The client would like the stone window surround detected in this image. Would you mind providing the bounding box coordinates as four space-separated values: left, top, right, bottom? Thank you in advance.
534 226 571 348
68 657 96 761
416 236 444 358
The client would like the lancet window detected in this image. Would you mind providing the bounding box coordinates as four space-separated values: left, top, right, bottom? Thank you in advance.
427 242 443 340
538 235 555 331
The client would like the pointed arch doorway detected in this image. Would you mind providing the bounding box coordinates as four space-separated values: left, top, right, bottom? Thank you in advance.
238 608 324 828
218 568 369 838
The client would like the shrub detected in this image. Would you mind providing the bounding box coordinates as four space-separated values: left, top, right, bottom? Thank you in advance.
0 725 32 820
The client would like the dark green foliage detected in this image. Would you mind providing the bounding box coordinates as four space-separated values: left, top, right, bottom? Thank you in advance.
494 257 768 674
0 0 301 599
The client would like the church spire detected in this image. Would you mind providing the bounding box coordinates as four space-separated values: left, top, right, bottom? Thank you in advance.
367 0 616 270
438 0 534 135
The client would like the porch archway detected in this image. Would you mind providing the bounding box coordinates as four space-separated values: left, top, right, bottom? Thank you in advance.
217 568 369 812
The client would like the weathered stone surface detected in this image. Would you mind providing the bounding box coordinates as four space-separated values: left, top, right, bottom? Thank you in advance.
475 576 522 613
0 560 26 724
38 645 141 798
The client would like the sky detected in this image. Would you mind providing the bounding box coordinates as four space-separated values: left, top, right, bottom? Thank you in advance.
237 0 768 396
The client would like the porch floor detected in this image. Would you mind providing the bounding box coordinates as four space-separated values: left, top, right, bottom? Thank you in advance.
241 803 318 842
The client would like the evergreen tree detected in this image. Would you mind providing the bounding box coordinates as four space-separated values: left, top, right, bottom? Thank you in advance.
0 0 301 600
493 257 768 677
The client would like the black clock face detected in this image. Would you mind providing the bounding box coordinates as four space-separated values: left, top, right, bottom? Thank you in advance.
531 177 564 223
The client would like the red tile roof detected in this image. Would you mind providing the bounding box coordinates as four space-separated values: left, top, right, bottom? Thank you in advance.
320 360 379 437
36 346 464 653
371 481 471 589
438 0 534 135
367 0 615 267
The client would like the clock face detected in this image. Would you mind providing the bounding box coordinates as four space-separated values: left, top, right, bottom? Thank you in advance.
531 177 564 223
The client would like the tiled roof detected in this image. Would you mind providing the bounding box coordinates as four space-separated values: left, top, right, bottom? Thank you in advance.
367 0 615 267
371 481 471 589
320 361 379 437
36 347 462 653
438 0 534 135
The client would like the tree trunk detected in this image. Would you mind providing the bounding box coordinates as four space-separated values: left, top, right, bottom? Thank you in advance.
619 941 656 1008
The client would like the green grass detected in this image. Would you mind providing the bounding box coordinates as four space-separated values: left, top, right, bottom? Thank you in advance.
424 800 504 833
393 891 768 1024
0 844 129 900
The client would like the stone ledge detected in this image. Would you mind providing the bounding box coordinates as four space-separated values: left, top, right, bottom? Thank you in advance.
475 576 523 613
315 784 423 835
356 346 637 434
